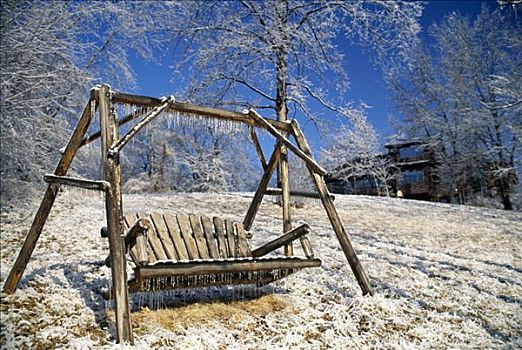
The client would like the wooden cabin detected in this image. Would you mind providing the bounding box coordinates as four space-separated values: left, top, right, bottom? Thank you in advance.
326 140 445 201
384 140 442 201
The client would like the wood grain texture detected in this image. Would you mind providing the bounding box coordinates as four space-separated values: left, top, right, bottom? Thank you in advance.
177 214 199 260
243 143 282 230
225 219 237 258
137 212 166 262
235 223 252 257
189 214 210 259
137 257 322 280
150 213 178 260
201 216 220 259
163 213 190 260
99 84 133 343
213 217 229 258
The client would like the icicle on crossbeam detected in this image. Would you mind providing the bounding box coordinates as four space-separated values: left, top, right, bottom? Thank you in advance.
109 96 175 156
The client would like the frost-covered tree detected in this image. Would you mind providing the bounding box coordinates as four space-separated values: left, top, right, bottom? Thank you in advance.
0 1 169 203
388 6 521 209
121 115 259 194
321 109 394 196
168 0 423 126
165 0 423 200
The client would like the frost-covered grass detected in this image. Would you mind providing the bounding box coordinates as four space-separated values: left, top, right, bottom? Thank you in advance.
1 191 521 349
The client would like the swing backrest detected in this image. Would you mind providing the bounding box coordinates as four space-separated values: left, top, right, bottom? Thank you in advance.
123 212 252 266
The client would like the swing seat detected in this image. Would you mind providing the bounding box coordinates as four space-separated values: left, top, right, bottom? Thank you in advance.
104 212 321 294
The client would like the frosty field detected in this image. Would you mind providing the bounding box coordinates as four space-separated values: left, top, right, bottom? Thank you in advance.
1 191 521 349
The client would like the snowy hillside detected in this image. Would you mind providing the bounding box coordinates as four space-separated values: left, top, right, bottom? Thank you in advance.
1 191 521 349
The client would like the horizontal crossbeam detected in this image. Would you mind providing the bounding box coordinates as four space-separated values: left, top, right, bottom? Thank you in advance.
92 89 293 132
43 174 110 192
265 188 335 201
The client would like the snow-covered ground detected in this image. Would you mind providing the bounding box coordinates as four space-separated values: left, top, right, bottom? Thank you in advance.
1 191 521 349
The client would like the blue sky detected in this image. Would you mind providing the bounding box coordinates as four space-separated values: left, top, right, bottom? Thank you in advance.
129 1 493 155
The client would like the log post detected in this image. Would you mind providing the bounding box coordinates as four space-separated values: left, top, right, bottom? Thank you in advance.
99 84 133 344
3 92 96 294
243 142 282 231
280 143 293 256
290 121 374 296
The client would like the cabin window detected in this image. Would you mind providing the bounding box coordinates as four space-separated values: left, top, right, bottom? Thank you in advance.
402 170 425 184
399 145 423 159
355 178 379 189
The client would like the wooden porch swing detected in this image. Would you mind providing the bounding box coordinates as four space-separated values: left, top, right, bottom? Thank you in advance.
3 84 373 344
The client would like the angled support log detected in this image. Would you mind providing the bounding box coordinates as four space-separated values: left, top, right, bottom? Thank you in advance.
290 120 374 296
2 90 97 294
243 142 282 231
250 127 267 170
76 106 149 150
99 84 133 344
43 174 110 192
251 224 310 258
109 96 174 157
247 109 327 176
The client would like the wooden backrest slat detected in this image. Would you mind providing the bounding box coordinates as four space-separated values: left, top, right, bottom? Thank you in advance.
124 212 254 264
137 211 166 262
201 216 220 259
225 219 237 258
235 223 252 257
176 214 200 260
150 213 178 260
189 214 210 259
163 213 190 260
213 217 229 258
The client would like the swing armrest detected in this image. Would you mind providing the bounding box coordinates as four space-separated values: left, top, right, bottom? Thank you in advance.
124 218 150 253
251 224 310 258
104 218 150 267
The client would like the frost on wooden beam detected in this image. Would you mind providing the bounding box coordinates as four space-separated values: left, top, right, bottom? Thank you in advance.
44 174 110 192
290 120 374 296
94 89 292 132
247 109 327 176
109 96 175 157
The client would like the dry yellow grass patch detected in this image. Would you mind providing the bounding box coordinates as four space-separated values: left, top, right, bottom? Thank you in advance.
123 294 287 334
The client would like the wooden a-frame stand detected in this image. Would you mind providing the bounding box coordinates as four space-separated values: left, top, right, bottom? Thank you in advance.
2 84 373 344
